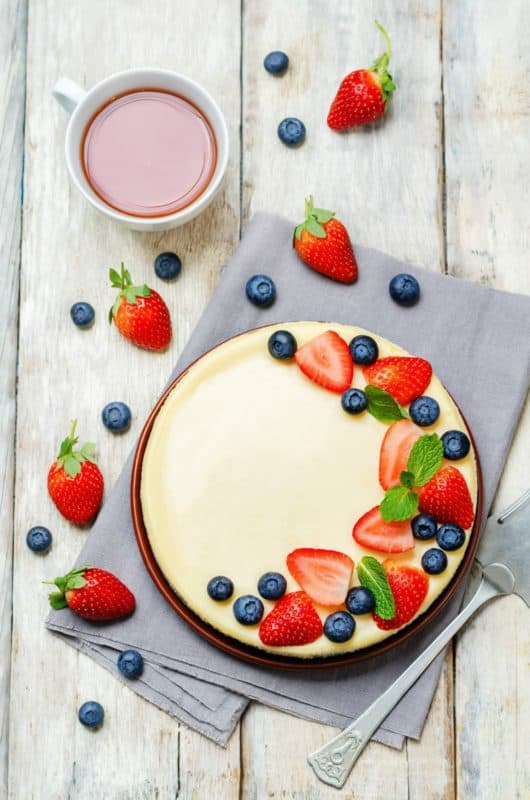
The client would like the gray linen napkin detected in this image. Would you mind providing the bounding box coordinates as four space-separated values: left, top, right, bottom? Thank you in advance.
46 212 530 748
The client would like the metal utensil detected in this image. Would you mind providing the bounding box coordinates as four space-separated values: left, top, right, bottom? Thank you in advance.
308 489 530 789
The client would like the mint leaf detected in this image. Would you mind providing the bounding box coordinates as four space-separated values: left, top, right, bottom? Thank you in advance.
380 486 419 521
400 470 415 489
407 433 443 487
357 557 395 620
365 385 409 424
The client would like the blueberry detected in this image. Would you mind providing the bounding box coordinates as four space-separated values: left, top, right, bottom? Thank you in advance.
70 301 95 328
421 548 448 575
277 117 306 147
389 273 420 306
264 51 289 75
101 401 132 433
341 388 368 415
78 701 104 729
207 576 234 601
409 396 440 426
245 274 276 307
437 523 466 550
323 611 356 643
117 649 144 679
26 525 52 553
412 513 437 540
154 251 182 281
268 330 297 360
257 572 287 600
346 586 375 615
441 430 471 461
349 335 378 366
233 595 264 625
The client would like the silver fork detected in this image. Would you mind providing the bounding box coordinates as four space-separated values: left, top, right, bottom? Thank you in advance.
308 489 530 789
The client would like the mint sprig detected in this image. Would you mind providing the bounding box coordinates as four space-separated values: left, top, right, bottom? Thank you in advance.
365 385 409 424
407 433 444 487
380 433 443 522
357 556 395 620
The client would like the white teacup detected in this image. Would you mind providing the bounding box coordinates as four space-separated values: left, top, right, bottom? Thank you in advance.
53 68 229 232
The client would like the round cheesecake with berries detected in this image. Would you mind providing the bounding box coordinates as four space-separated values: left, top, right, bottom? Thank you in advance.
140 322 478 658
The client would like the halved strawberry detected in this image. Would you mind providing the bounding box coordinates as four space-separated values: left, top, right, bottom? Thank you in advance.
295 331 353 393
373 560 429 630
379 418 423 489
353 505 414 553
259 591 323 646
419 466 475 529
363 357 432 405
286 548 354 607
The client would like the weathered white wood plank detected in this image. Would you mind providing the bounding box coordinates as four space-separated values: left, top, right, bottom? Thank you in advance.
9 1 241 797
241 1 450 797
0 1 26 798
444 2 530 798
444 2 530 293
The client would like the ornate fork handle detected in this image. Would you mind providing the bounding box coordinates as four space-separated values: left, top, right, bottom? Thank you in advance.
308 563 513 789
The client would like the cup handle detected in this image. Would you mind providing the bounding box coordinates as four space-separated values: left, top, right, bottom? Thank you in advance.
52 78 87 114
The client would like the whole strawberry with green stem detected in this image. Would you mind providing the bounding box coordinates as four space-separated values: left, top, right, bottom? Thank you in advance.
327 21 396 130
47 420 104 525
109 262 172 351
293 197 358 283
46 565 135 621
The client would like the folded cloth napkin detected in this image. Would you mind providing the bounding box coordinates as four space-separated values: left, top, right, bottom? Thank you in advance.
47 212 530 748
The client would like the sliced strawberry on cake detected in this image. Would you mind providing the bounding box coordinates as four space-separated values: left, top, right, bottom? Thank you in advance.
295 331 353 393
363 356 432 405
286 548 354 607
353 506 414 553
373 560 429 630
379 418 423 489
259 591 323 646
419 466 475 529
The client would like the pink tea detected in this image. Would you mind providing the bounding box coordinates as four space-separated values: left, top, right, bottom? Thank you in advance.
82 89 217 217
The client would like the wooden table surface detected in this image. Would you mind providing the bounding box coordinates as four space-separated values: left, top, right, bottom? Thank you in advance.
1 1 528 798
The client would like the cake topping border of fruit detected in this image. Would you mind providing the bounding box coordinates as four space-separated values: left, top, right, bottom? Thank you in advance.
204 326 476 650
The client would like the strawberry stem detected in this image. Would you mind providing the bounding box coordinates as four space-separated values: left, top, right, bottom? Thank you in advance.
55 420 97 478
108 262 151 322
370 21 396 104
294 196 335 241
44 566 91 610
375 20 391 64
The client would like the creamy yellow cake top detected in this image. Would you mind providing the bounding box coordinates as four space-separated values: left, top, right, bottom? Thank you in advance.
140 322 477 658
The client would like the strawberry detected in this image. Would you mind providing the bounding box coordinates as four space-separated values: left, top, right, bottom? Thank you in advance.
353 505 414 553
363 356 432 406
293 197 358 283
47 420 104 525
373 560 429 630
109 262 171 351
295 330 353 393
327 22 395 130
286 548 354 607
379 418 422 489
259 591 323 646
419 466 475 529
46 566 135 621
